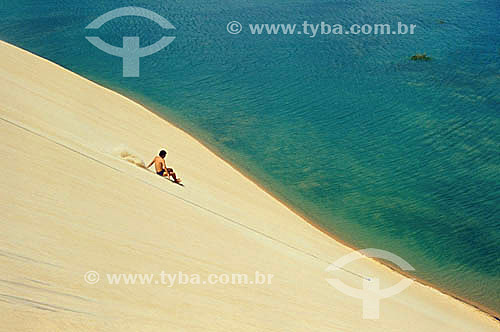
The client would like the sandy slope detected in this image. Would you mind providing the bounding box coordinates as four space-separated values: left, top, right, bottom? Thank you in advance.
0 40 497 331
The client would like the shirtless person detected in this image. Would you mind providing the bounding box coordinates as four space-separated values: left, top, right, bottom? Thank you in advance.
147 150 181 183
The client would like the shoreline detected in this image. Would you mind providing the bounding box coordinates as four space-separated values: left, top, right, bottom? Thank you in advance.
139 104 500 321
1 39 498 330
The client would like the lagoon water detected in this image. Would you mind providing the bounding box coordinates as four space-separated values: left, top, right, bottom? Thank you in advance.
1 0 498 314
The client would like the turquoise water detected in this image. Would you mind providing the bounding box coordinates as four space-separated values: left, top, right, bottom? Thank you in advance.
1 0 498 314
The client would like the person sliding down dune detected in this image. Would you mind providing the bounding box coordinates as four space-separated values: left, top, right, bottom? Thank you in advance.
147 150 182 184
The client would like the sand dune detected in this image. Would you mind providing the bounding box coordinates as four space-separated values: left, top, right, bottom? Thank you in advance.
0 40 497 331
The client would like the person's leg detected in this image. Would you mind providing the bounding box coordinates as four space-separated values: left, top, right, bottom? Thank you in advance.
167 168 181 182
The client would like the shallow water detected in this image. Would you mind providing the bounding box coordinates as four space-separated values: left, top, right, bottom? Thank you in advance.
1 0 498 313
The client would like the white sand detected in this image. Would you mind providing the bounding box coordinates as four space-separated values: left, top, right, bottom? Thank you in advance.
0 40 498 331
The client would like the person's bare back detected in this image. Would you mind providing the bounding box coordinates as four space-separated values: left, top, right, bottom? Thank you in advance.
147 150 182 183
153 156 165 174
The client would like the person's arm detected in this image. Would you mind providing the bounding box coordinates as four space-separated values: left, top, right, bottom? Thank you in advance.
161 159 170 178
146 158 155 169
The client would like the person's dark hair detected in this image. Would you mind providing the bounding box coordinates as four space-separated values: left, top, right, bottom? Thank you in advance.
159 150 167 157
